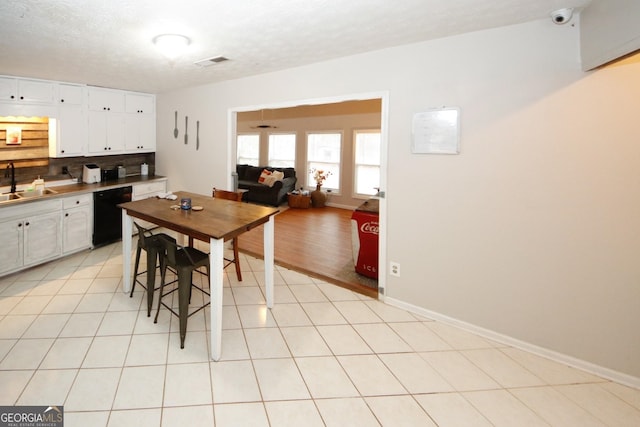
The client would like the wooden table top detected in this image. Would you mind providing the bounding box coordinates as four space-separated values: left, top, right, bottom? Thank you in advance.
119 191 279 242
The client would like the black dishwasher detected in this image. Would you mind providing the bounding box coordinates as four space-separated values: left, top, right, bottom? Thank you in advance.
93 186 132 246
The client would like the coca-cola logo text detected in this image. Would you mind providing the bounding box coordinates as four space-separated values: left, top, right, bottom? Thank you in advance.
360 221 379 235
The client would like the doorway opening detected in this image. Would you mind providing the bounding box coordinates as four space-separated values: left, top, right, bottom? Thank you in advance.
228 92 389 297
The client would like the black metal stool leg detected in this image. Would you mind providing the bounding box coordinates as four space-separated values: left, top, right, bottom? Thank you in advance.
154 259 167 324
130 246 142 297
178 268 192 349
145 245 158 317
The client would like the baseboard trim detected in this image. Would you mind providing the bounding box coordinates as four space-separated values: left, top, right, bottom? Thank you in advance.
384 296 640 390
325 202 359 210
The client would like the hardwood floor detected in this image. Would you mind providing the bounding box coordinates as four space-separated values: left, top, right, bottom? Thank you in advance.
238 206 379 298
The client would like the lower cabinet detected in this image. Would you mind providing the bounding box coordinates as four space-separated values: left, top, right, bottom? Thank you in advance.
24 211 63 266
62 194 93 254
0 219 24 275
0 200 62 276
0 180 164 277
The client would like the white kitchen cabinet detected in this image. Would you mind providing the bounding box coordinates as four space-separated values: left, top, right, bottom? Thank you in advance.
57 83 84 105
0 76 57 116
0 76 55 103
62 194 93 254
51 106 87 157
0 178 167 277
50 83 87 157
19 79 56 104
132 180 167 229
88 109 126 154
0 199 62 276
0 219 24 275
125 92 154 114
2 76 157 157
125 92 156 153
0 76 17 102
23 211 62 266
87 87 126 154
88 87 125 112
125 113 156 152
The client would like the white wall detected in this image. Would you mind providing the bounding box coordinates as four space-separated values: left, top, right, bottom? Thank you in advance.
581 0 640 70
156 18 640 382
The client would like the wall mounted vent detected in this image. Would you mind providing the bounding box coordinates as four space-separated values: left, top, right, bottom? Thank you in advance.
194 56 229 67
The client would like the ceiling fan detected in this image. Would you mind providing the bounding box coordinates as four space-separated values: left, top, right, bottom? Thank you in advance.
250 109 277 129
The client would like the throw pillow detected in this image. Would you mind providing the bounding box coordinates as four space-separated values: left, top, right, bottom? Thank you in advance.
271 170 285 181
263 175 278 187
258 169 272 184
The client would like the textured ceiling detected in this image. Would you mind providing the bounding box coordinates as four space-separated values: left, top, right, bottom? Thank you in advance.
0 0 591 94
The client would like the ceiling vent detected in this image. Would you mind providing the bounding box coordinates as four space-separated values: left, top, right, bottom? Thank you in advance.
194 56 229 67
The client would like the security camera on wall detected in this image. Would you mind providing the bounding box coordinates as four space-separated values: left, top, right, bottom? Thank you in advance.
551 8 573 25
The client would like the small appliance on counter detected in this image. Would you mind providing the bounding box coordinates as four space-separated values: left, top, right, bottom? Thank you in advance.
82 164 101 184
101 168 118 181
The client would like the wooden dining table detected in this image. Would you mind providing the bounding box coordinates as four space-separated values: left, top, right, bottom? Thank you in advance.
119 191 279 360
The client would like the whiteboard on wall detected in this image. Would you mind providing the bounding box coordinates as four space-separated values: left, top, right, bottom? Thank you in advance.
411 107 460 154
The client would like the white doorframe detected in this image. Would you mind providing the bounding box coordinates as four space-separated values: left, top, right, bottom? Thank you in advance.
227 91 389 297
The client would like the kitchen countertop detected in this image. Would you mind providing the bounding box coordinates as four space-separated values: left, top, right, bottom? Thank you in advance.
0 175 167 208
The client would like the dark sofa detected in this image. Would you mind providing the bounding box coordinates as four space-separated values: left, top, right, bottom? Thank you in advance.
236 164 297 206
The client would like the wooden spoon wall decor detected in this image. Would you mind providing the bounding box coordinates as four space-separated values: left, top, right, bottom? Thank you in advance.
173 111 178 139
184 116 188 144
196 121 200 150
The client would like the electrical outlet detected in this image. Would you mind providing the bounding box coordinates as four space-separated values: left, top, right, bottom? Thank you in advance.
62 166 69 175
390 262 400 277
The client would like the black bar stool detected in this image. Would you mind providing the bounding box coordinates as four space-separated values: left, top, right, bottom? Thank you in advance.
154 235 210 348
130 222 176 316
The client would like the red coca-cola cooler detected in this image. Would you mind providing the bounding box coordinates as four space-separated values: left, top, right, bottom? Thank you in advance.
351 199 379 279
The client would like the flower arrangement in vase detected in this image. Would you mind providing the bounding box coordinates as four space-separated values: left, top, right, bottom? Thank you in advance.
309 168 331 207
310 168 331 191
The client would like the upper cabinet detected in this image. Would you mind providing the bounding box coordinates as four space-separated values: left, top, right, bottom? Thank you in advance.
0 76 57 116
124 92 156 153
87 88 126 154
49 84 87 157
88 87 126 113
0 76 55 103
58 83 84 105
0 77 15 101
125 93 155 114
1 75 156 157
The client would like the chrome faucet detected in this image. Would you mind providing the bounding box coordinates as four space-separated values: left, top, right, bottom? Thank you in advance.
5 162 16 193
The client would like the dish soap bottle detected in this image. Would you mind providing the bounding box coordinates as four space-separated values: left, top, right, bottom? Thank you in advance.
32 176 45 194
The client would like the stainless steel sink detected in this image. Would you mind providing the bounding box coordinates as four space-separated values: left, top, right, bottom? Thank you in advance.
0 193 22 202
15 188 58 198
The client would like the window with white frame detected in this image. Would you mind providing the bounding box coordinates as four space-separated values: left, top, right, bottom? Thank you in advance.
236 133 260 166
354 129 381 196
268 133 296 167
307 132 341 191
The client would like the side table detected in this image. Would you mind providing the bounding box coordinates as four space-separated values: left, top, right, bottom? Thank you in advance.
287 192 311 209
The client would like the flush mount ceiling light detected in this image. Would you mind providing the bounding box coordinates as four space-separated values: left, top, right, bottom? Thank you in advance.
153 34 191 60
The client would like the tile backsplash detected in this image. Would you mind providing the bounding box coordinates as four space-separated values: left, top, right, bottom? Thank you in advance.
2 153 155 189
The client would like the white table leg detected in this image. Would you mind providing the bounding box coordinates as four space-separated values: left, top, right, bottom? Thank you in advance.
122 211 133 294
263 215 275 308
209 237 224 361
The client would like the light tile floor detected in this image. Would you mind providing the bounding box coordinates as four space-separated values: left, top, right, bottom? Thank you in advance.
1 240 639 426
